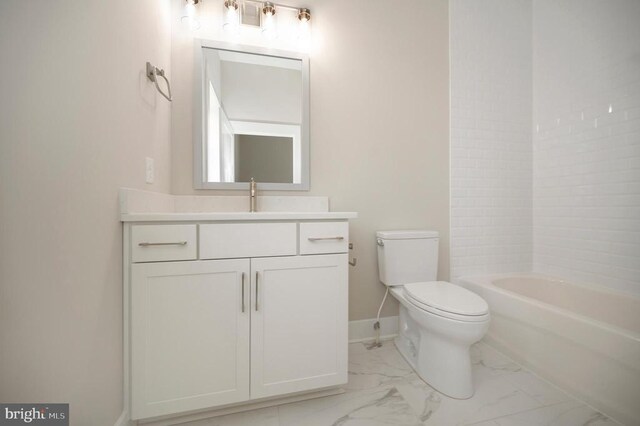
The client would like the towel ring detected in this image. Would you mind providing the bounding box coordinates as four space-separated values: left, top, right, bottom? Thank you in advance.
146 62 172 102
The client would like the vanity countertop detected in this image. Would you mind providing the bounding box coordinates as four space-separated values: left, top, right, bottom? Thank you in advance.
119 188 356 222
121 211 358 222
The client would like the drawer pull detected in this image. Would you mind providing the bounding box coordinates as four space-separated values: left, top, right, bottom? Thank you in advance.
307 236 344 241
241 272 245 313
255 272 259 311
138 241 187 247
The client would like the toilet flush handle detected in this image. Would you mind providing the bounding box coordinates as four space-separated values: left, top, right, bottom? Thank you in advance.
376 238 384 247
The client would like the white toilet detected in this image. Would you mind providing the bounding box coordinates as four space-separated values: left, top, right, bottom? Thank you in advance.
376 230 490 399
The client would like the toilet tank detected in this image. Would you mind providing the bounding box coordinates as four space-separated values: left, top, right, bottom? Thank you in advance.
376 230 439 286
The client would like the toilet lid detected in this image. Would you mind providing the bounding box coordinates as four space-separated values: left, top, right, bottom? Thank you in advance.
404 281 489 317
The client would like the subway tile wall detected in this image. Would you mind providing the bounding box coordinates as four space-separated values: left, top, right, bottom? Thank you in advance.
451 0 640 294
450 0 533 278
532 0 640 295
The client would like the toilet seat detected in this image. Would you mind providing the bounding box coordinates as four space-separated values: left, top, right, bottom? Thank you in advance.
403 281 489 322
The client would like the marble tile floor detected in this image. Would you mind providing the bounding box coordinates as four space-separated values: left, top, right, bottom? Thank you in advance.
182 340 619 426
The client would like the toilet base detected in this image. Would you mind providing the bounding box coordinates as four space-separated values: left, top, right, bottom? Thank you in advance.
393 295 488 399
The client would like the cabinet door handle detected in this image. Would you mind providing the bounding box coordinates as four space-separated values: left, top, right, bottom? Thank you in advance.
255 271 259 311
241 272 245 313
307 236 344 241
138 241 187 247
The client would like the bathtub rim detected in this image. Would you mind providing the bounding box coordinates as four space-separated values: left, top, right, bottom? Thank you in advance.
457 272 640 426
457 272 640 343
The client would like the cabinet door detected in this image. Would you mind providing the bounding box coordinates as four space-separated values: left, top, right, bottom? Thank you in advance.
250 254 348 399
131 260 250 419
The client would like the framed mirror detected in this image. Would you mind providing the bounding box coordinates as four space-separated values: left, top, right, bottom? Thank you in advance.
193 39 309 190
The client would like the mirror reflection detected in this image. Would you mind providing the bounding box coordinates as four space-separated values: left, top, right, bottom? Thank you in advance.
235 134 294 183
202 47 304 186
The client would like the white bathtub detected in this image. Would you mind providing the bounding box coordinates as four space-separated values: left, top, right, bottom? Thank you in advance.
458 273 640 426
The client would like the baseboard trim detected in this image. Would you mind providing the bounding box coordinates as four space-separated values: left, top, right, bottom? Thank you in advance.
348 316 398 343
137 387 344 426
114 410 131 426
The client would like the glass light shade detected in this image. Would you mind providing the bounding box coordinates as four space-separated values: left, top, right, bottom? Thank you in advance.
262 12 277 39
181 2 200 30
297 8 311 46
223 2 240 33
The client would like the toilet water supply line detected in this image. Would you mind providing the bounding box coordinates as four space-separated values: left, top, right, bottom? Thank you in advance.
373 287 389 348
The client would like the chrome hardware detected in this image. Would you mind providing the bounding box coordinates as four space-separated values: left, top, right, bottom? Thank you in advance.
138 241 187 247
249 178 257 212
263 2 275 15
349 242 357 266
146 62 172 102
255 272 259 311
376 238 384 247
297 8 311 22
241 272 245 313
308 236 345 241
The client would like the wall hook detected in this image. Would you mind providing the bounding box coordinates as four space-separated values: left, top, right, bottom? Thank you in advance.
146 62 172 102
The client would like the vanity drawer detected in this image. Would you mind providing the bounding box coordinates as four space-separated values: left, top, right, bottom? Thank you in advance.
131 225 197 263
200 223 297 259
299 222 349 255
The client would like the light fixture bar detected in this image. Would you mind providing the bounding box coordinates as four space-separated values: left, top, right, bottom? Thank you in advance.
221 1 311 41
259 2 309 14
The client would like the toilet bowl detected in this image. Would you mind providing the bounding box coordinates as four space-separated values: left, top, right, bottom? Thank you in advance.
376 230 490 399
391 283 489 398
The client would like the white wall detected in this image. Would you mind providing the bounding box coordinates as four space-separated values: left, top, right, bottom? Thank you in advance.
0 1 172 424
171 0 450 321
532 0 640 295
450 0 533 279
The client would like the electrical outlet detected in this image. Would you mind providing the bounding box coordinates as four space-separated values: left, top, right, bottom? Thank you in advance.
145 157 154 184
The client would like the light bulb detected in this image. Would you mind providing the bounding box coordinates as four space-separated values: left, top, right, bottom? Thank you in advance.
261 3 277 39
181 0 200 31
223 0 239 34
297 8 311 46
298 9 311 51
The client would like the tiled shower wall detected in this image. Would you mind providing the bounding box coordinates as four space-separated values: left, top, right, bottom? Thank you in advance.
451 0 640 294
532 0 640 295
450 0 533 278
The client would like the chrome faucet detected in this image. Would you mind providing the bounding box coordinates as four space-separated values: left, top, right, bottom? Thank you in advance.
249 178 257 212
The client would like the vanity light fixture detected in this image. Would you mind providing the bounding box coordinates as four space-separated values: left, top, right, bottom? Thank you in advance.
262 2 276 16
297 7 311 44
222 1 311 41
297 8 310 22
223 0 240 33
181 0 201 31
261 2 276 38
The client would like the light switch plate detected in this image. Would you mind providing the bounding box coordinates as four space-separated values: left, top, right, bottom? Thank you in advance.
145 157 154 184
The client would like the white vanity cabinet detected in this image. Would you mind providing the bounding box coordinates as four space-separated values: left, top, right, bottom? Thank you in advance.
250 255 347 399
123 217 353 422
131 259 251 419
